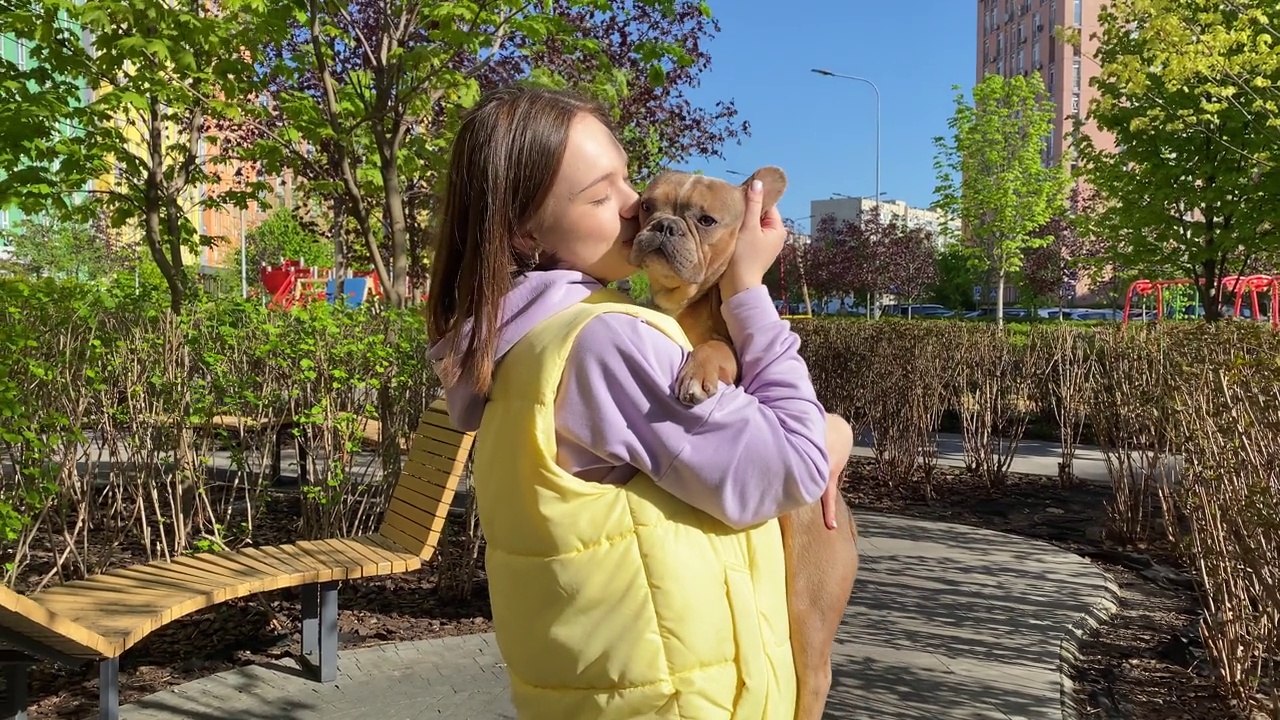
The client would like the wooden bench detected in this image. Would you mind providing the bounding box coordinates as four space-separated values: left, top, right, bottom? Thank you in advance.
0 400 472 720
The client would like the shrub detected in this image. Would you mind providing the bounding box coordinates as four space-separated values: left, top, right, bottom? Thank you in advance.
0 277 438 588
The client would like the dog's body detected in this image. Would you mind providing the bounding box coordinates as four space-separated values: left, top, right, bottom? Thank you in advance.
629 167 860 720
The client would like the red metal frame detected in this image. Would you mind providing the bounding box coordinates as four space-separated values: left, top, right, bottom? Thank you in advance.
257 259 385 310
1121 274 1280 329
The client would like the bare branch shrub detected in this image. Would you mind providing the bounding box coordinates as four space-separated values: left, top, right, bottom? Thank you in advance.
1030 324 1097 488
1088 326 1175 544
948 324 1039 488
1166 323 1280 715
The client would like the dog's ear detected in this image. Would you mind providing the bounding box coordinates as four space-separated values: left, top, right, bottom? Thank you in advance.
741 166 787 211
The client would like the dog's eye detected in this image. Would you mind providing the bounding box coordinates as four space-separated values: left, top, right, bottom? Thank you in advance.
640 200 653 213
697 215 717 227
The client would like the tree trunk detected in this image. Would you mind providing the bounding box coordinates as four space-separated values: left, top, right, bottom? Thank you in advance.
331 190 346 297
380 157 409 309
995 270 1006 329
145 101 187 313
1200 259 1222 321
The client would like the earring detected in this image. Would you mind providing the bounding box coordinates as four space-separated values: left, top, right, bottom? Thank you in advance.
514 244 541 275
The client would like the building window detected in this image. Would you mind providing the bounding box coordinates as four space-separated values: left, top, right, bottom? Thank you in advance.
1071 93 1080 114
1033 42 1040 66
0 210 9 231
1072 57 1081 91
1034 11 1041 33
1050 0 1056 21
1073 0 1082 25
997 59 1005 76
997 34 1004 56
1017 47 1025 74
1049 63 1055 89
16 41 26 71
984 38 990 61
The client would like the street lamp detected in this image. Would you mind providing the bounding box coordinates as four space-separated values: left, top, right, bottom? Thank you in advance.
832 192 886 200
810 69 881 222
812 68 882 318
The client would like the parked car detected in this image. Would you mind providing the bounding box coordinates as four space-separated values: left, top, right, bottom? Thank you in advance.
886 303 955 318
963 307 1030 319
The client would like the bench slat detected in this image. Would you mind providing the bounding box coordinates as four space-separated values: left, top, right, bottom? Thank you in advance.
384 498 448 541
414 421 472 449
236 547 310 582
294 541 361 580
374 519 423 557
318 539 395 575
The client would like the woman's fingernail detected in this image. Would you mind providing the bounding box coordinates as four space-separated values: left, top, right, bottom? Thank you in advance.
751 179 763 193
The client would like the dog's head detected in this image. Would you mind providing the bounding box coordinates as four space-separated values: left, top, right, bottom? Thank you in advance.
630 166 787 311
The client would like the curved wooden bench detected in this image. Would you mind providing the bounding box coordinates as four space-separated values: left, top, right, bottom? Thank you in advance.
0 400 473 720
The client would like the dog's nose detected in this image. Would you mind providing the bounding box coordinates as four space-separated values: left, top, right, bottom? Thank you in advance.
651 217 684 238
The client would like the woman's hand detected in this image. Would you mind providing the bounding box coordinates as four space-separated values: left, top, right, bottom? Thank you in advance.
720 179 788 299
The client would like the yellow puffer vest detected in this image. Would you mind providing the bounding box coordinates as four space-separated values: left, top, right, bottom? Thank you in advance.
472 288 797 720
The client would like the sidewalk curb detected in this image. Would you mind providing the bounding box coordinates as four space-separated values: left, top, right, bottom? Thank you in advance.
1059 570 1122 719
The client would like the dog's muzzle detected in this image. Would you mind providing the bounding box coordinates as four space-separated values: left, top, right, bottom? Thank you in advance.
631 216 703 283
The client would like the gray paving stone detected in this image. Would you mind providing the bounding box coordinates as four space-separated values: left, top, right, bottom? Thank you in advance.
118 512 1112 720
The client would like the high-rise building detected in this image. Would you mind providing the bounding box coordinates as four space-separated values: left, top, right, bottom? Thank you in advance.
975 0 1114 169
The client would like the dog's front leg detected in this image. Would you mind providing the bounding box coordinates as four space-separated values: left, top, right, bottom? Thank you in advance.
677 339 740 405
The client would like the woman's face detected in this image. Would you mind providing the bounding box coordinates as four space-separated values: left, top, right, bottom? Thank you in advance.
527 113 640 284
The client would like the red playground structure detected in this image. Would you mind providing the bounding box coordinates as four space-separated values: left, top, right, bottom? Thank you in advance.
1121 274 1280 329
258 259 384 310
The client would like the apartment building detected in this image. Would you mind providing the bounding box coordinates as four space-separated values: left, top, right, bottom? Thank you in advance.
976 0 1115 168
809 196 959 244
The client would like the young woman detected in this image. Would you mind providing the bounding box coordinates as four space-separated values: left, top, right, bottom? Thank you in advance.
427 84 853 720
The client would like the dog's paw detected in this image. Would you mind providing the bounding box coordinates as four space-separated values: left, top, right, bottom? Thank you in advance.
676 362 720 405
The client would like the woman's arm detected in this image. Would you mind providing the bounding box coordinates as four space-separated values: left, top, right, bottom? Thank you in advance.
555 285 829 529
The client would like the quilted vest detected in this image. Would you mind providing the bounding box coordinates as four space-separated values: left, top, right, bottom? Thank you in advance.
471 288 797 720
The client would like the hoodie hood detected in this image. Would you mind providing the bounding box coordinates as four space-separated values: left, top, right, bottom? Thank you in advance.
428 268 604 431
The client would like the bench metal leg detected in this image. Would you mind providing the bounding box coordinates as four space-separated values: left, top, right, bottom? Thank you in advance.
299 581 338 683
1 661 30 720
99 658 119 720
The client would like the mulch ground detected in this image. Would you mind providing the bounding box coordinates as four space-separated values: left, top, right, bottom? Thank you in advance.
9 461 1241 719
842 458 1239 720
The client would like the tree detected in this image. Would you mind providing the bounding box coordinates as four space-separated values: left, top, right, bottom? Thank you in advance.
1020 184 1104 308
244 207 334 269
0 213 119 280
927 241 982 311
932 73 1070 326
1108 0 1280 163
0 0 259 312
1068 0 1280 320
873 216 938 313
803 213 872 312
232 0 728 309
478 1 749 184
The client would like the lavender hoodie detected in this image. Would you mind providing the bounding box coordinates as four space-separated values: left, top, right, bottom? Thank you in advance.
427 268 829 529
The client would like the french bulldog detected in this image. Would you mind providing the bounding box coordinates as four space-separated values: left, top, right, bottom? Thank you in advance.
629 167 860 720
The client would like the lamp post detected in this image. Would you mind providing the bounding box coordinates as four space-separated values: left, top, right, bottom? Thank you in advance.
812 68 881 317
811 69 881 219
239 206 248 299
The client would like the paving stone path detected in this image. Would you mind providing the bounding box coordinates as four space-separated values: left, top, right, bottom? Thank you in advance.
119 512 1116 720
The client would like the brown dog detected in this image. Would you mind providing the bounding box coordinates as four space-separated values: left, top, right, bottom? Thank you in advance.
629 167 860 720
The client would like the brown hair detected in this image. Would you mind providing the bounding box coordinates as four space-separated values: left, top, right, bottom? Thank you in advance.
428 84 613 395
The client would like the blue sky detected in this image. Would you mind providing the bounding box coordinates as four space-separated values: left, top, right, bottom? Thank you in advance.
670 0 976 230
